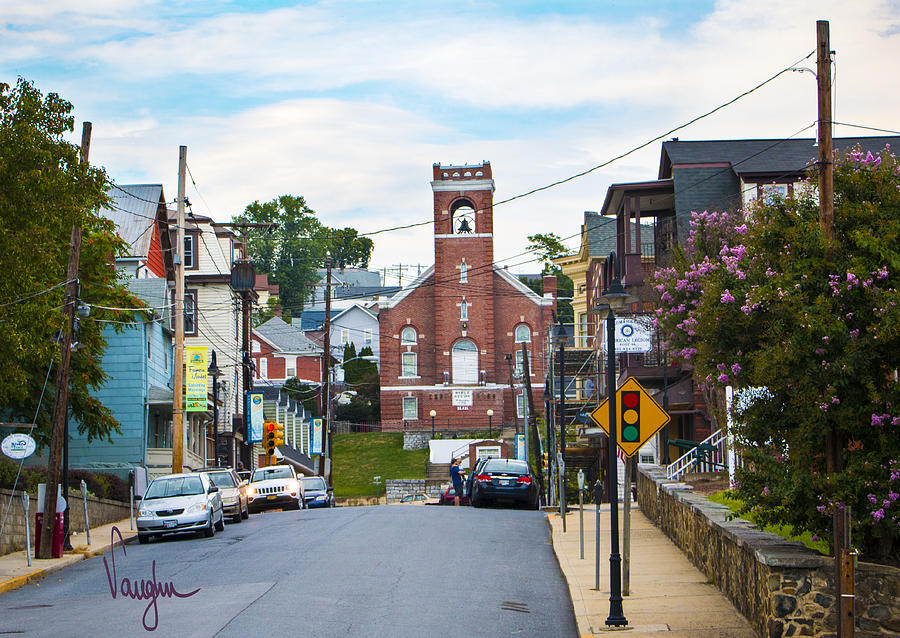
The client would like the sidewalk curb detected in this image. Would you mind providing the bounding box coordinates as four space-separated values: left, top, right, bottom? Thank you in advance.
0 528 138 594
546 512 595 638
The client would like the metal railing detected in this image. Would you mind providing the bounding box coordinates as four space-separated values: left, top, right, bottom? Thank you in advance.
665 428 736 480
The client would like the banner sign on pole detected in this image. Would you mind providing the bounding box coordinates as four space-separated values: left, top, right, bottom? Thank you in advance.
185 347 208 412
246 392 264 443
310 418 323 455
515 433 525 461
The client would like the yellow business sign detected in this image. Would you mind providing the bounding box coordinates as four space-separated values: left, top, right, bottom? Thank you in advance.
589 377 670 457
185 346 208 412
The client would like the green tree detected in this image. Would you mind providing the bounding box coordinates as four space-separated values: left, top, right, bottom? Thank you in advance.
283 377 320 419
236 197 375 314
323 227 374 269
652 146 900 563
237 195 325 312
525 232 574 323
0 78 138 445
336 344 379 423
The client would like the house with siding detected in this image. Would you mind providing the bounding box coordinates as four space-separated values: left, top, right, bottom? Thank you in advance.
170 211 248 470
252 316 323 386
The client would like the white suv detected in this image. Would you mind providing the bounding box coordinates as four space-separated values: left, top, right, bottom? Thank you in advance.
247 465 304 513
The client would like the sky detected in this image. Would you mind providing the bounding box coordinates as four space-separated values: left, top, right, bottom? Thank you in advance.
3 0 899 282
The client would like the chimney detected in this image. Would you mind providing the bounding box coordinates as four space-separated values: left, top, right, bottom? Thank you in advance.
542 274 557 301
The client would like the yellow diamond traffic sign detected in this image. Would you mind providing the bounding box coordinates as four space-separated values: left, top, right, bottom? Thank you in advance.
589 377 671 458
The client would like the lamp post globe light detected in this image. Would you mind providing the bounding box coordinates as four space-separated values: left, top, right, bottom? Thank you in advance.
594 251 638 628
430 409 436 438
487 409 494 438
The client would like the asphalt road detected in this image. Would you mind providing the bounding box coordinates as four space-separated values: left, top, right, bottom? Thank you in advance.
1 504 577 638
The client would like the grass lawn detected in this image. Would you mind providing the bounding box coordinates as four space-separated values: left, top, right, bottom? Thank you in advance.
332 432 428 499
707 491 832 556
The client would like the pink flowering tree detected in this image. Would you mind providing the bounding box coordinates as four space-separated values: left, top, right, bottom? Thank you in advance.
652 146 900 563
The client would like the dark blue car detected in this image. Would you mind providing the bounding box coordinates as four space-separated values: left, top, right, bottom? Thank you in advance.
301 476 335 508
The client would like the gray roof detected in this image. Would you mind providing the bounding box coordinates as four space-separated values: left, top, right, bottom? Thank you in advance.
317 268 382 288
99 184 165 257
256 316 321 354
584 212 652 258
660 136 900 178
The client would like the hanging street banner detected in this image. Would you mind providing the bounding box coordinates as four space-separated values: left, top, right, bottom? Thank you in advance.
185 346 208 412
246 392 264 443
601 317 653 353
515 433 526 461
589 376 671 457
2 433 36 460
310 418 324 455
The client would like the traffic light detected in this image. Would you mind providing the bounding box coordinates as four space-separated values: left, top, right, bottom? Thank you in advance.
264 421 285 466
620 390 640 443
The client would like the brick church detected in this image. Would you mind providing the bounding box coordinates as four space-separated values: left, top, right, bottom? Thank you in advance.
379 161 557 432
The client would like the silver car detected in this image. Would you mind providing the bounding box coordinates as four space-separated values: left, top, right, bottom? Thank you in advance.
137 473 225 543
195 468 249 523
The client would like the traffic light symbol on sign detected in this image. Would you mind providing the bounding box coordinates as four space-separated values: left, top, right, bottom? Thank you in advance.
621 391 640 443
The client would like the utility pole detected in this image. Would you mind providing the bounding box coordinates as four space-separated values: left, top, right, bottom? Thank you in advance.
38 123 91 559
817 20 834 244
521 343 544 503
172 145 186 474
321 255 333 480
816 20 851 637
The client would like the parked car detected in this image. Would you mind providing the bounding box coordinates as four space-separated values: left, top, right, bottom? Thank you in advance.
470 458 540 509
301 475 335 509
465 456 492 501
195 467 249 523
247 465 303 513
438 485 469 506
137 473 225 543
399 493 427 504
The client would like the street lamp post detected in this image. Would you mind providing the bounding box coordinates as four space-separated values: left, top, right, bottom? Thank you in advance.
595 251 637 628
208 351 222 467
487 409 493 438
430 409 436 438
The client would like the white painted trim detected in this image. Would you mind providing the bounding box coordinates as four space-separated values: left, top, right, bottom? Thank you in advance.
494 266 555 306
382 266 434 309
382 383 511 391
434 234 493 239
430 179 495 192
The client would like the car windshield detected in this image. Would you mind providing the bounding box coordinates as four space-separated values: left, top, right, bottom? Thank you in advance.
302 477 327 491
206 471 236 488
144 476 204 499
252 467 293 481
483 460 528 474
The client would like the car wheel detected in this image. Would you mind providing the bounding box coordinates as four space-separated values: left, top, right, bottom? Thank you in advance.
204 513 215 538
215 509 226 531
138 533 151 544
241 502 249 519
232 509 243 524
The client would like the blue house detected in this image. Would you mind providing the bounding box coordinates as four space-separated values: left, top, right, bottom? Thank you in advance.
67 279 184 480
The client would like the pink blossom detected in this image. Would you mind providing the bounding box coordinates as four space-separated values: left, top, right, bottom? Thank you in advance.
816 505 826 513
717 373 729 383
873 509 885 521
720 289 735 303
731 363 741 375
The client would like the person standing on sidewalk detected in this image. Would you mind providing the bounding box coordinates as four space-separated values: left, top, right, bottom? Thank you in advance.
450 458 464 506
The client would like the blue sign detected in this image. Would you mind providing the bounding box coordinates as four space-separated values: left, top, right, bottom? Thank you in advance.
246 392 264 443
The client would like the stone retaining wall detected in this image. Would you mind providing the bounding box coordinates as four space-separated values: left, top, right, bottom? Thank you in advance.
637 466 900 638
385 479 442 501
403 432 430 450
0 488 131 555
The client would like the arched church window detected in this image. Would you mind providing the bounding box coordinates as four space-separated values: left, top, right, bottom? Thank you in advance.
452 339 478 384
515 324 531 343
400 326 417 344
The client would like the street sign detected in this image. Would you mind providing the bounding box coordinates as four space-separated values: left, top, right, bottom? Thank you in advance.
601 317 653 353
589 377 670 457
